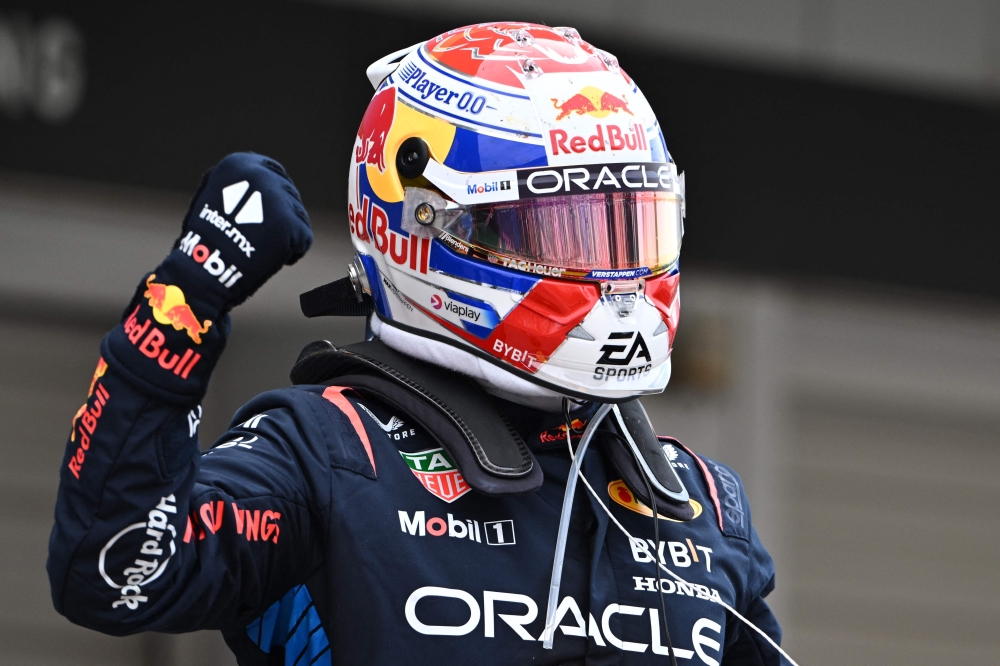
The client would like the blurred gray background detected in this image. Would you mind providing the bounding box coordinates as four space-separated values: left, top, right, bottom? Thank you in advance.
1 1 999 664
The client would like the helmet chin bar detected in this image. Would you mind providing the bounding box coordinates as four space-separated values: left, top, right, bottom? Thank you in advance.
372 313 671 404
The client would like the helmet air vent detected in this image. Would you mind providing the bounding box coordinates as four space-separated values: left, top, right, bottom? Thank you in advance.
396 137 429 179
513 28 535 46
554 27 582 44
521 59 543 79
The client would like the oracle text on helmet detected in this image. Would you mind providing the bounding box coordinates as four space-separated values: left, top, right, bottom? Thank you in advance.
523 164 675 196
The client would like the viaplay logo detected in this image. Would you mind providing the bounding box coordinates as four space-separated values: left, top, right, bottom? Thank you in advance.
426 291 501 340
430 293 488 324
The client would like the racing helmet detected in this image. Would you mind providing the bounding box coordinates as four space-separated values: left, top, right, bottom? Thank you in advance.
348 23 684 402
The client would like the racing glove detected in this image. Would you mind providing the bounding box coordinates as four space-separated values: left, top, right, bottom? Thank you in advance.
102 152 313 402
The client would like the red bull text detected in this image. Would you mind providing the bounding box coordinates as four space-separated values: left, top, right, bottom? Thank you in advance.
68 378 109 479
123 304 202 379
549 123 647 156
348 195 430 274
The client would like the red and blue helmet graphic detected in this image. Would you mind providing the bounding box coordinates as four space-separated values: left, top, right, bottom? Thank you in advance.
349 23 682 401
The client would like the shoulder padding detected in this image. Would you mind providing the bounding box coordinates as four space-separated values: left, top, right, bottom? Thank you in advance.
290 339 543 496
229 386 379 490
665 438 751 541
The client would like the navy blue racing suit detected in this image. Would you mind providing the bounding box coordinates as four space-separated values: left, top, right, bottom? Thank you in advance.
48 337 785 665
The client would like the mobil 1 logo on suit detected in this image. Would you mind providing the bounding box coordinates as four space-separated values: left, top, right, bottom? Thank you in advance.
398 509 516 547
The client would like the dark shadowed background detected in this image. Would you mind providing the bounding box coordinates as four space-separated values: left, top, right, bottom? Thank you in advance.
1 1 999 664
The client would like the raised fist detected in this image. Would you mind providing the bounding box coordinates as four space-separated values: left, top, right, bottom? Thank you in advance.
103 153 313 400
165 152 314 309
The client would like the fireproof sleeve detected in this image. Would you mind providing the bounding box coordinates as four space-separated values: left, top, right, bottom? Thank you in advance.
47 151 322 635
46 352 332 634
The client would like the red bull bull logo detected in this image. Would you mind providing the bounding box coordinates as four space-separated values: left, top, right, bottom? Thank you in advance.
87 358 108 400
539 419 587 443
355 86 396 173
144 275 212 344
551 86 633 121
598 91 632 115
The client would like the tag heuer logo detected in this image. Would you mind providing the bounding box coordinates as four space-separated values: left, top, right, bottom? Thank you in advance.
400 447 471 503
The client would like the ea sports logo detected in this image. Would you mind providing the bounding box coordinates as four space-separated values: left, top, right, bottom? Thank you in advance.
430 294 442 309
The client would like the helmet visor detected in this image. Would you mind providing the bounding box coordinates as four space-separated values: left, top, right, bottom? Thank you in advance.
463 191 682 277
404 187 683 279
406 159 685 280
